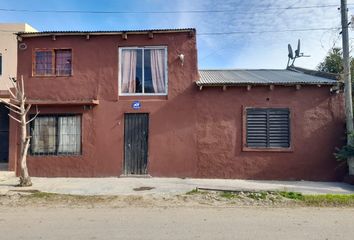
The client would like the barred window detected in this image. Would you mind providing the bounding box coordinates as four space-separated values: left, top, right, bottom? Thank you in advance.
246 108 290 148
35 50 53 76
55 50 72 76
30 115 81 155
34 49 72 76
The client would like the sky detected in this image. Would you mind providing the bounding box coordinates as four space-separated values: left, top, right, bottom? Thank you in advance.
0 0 353 70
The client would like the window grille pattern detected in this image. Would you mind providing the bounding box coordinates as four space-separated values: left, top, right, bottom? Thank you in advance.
55 50 72 76
246 108 290 148
35 51 53 76
34 49 72 76
30 115 81 155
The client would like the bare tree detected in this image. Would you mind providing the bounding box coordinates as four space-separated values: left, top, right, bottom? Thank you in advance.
0 76 38 186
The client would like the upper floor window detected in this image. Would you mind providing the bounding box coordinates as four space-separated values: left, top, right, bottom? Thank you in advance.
119 47 167 95
246 108 290 149
33 49 72 76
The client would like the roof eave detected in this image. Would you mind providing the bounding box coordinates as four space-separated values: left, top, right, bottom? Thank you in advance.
195 82 341 87
17 28 196 38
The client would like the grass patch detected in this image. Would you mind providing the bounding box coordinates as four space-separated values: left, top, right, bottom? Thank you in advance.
302 194 354 206
27 191 60 199
219 191 237 199
278 191 304 200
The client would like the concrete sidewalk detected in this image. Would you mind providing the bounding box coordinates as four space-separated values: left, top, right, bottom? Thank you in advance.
1 171 354 196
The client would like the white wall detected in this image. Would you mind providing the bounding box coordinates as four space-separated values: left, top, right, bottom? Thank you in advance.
0 23 37 91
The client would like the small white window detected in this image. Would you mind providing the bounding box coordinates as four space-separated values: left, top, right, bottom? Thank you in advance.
119 47 168 95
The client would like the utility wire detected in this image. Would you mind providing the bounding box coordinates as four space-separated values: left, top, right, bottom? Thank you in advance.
197 27 340 35
0 4 353 14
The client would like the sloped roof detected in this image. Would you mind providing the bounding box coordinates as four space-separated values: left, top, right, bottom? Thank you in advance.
197 68 340 86
17 28 195 37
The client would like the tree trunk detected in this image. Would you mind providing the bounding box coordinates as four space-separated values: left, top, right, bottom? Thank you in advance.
19 93 32 187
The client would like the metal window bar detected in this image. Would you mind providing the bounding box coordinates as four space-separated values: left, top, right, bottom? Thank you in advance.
30 115 81 156
55 49 72 76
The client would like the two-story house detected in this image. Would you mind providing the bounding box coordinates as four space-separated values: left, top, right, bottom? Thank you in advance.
0 23 37 167
9 28 346 180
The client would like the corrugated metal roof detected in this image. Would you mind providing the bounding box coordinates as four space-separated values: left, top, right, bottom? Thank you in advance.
197 69 340 86
17 28 195 37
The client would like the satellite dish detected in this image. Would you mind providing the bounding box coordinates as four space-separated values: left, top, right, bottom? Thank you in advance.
295 39 300 57
288 44 294 59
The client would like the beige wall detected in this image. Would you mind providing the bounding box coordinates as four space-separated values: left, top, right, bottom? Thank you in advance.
0 23 37 91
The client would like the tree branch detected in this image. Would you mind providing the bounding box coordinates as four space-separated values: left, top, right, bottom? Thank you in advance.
4 105 22 115
24 104 32 115
0 98 22 111
8 114 21 123
8 88 16 99
26 110 39 125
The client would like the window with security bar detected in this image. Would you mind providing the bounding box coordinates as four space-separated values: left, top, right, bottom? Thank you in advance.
246 108 290 148
30 115 81 155
33 49 72 76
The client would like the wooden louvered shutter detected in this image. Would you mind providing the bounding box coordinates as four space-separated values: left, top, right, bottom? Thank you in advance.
268 109 290 148
246 108 290 148
246 109 268 147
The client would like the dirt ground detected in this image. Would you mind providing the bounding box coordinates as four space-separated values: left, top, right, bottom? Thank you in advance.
1 189 353 209
1 205 354 240
1 190 354 239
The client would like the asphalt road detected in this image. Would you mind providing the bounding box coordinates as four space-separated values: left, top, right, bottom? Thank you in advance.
0 207 353 240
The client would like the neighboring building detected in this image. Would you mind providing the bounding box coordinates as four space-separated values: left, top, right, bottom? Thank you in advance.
10 29 346 180
0 23 37 165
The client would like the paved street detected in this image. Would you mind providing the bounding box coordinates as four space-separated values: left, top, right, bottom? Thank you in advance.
0 206 353 240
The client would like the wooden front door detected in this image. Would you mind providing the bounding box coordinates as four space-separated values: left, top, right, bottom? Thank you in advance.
124 113 149 175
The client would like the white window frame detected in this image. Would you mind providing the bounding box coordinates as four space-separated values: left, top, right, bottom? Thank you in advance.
118 46 168 96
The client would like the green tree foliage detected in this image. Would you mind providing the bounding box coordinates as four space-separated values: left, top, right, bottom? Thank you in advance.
335 132 354 161
317 47 354 80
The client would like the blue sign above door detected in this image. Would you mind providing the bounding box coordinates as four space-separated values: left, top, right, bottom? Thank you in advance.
132 101 141 110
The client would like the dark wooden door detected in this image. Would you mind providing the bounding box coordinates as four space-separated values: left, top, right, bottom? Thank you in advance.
0 104 9 163
124 113 149 175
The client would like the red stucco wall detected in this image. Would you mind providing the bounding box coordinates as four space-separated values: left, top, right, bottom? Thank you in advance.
10 31 346 180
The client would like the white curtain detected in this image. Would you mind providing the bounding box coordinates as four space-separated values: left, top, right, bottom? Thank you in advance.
31 117 56 154
150 49 166 93
58 116 81 154
121 49 137 93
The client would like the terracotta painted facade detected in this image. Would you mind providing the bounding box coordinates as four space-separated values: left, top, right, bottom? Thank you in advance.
9 29 346 180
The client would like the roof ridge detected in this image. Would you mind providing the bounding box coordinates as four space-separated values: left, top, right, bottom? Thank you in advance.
287 66 339 80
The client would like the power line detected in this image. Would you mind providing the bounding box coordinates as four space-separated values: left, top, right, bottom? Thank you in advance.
0 4 353 14
197 27 340 35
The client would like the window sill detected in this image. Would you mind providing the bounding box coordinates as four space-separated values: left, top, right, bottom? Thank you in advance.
118 95 168 101
29 154 82 157
242 146 293 152
32 75 73 78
